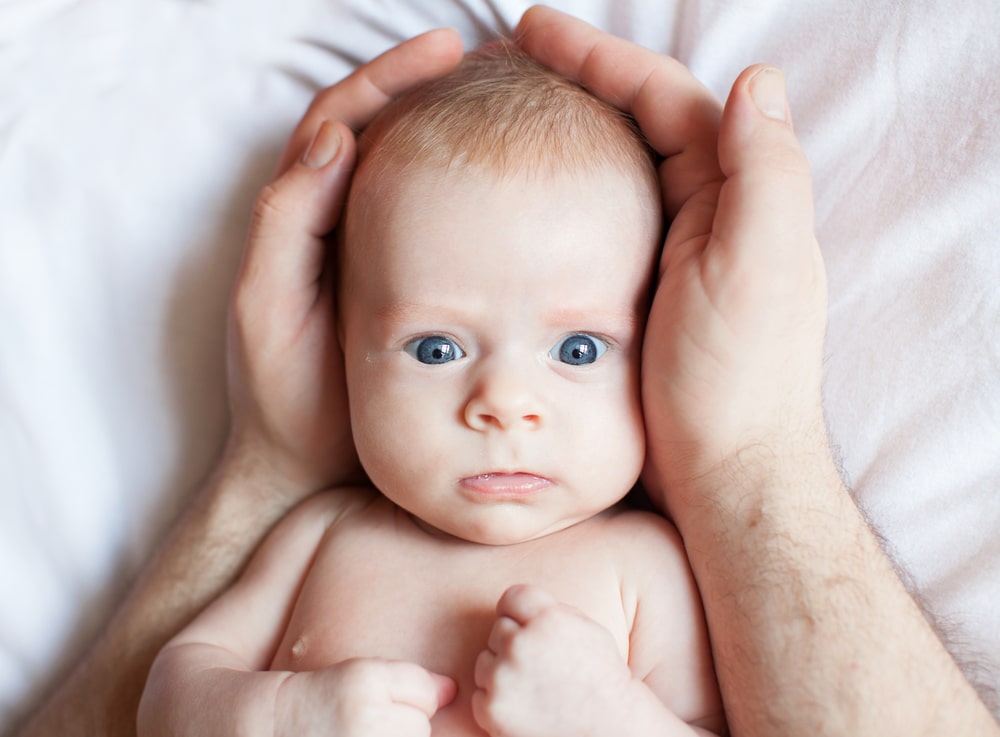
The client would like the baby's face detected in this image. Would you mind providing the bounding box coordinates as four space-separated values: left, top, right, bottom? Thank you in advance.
340 163 660 545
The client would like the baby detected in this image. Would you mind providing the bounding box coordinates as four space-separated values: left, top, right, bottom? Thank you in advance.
139 43 724 737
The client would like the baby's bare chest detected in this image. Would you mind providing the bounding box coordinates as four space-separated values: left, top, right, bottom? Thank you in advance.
269 510 631 734
272 519 629 672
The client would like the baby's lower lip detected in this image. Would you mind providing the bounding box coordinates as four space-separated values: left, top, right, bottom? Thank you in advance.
459 473 551 499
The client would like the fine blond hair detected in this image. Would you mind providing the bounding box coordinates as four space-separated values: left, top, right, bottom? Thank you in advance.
354 40 657 183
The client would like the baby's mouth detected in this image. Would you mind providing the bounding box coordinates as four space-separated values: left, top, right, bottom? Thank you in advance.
459 472 552 499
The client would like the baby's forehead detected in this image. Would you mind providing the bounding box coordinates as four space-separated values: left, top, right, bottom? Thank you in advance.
358 157 594 207
344 160 660 292
347 156 653 249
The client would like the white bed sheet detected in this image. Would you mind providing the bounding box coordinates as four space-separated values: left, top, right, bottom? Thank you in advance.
2 0 998 727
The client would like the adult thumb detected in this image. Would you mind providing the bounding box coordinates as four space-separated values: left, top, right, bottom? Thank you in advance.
237 119 357 308
714 65 821 276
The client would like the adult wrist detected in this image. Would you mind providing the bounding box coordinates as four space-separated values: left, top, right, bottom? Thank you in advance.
205 434 309 516
219 421 363 502
652 423 844 537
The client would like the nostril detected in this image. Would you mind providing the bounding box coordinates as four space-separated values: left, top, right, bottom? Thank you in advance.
469 412 540 431
470 413 503 430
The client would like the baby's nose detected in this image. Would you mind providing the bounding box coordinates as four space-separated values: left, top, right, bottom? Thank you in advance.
463 363 542 432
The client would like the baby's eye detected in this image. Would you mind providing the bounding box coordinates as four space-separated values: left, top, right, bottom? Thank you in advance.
404 335 466 365
550 334 608 366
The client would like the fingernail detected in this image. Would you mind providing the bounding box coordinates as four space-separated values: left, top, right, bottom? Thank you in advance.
302 121 341 169
750 67 788 122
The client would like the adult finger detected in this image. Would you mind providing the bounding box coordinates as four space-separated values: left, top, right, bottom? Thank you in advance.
236 119 356 313
713 65 819 272
275 28 465 175
238 27 466 326
515 5 722 216
642 64 826 495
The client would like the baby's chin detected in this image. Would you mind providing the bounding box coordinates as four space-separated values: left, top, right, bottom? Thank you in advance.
409 511 592 547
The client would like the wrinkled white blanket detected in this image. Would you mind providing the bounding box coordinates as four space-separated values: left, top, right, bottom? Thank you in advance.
1 0 998 725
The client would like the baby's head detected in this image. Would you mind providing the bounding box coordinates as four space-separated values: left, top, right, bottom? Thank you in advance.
339 42 662 545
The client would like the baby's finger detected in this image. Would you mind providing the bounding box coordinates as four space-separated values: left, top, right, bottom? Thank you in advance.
515 6 721 217
384 661 457 718
430 672 458 710
485 616 520 657
276 28 464 175
470 687 495 735
473 648 497 689
495 584 558 625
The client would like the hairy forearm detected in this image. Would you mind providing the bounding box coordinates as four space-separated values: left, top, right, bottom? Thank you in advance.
14 446 308 737
670 445 998 737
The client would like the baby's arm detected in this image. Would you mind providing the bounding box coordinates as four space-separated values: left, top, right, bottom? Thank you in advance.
622 512 726 735
137 491 340 736
472 514 725 737
137 490 454 737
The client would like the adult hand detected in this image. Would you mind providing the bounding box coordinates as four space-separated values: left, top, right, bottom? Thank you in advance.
516 8 827 517
225 29 464 500
516 10 1000 737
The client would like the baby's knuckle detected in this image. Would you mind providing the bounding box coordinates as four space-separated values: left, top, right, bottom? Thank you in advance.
337 658 386 700
531 607 570 639
505 633 536 665
352 657 386 682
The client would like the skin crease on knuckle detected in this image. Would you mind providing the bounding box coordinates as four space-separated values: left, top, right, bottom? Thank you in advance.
250 181 292 230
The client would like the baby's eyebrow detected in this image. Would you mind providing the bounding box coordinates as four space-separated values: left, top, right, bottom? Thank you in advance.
544 307 644 335
375 300 471 326
375 300 644 336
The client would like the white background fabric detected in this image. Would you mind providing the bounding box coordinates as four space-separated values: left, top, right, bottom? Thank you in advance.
1 0 998 726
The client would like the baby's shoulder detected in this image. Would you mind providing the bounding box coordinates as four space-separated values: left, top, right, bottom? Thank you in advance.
280 484 382 535
595 505 687 565
590 508 699 620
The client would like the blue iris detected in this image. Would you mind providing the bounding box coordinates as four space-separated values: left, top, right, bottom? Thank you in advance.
405 335 465 364
551 334 607 365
